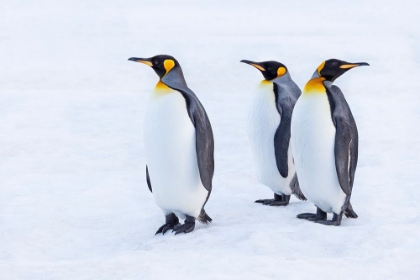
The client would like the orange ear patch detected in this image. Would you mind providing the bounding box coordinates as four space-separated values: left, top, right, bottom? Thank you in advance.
317 61 326 76
277 66 286 77
163 59 175 75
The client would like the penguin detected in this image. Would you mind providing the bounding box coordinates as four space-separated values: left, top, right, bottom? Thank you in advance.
240 59 306 206
291 59 369 226
128 55 214 234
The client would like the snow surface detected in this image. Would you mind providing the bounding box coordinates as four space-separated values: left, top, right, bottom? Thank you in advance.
1 0 420 279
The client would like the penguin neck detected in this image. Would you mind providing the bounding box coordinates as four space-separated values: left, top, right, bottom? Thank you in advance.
272 71 292 84
259 80 273 86
160 68 188 90
303 77 327 95
154 80 172 93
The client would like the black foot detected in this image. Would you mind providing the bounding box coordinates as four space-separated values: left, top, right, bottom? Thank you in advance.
173 215 196 235
297 207 327 221
255 193 290 206
155 213 180 235
315 213 342 226
155 223 180 235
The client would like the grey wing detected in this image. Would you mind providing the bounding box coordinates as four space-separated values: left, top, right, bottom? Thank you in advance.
274 96 294 178
174 87 214 193
334 118 353 195
193 107 214 193
329 86 358 195
146 165 152 193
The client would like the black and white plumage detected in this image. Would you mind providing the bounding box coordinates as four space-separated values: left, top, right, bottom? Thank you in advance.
241 60 306 206
129 55 214 235
291 59 368 226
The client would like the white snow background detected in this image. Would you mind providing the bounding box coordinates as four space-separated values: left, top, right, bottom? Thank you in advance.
1 0 419 279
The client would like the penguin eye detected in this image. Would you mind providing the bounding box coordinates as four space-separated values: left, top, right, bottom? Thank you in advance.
154 59 159 65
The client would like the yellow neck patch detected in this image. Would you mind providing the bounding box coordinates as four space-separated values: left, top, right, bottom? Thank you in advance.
277 66 286 77
163 59 175 75
260 80 272 85
154 80 172 95
304 77 326 94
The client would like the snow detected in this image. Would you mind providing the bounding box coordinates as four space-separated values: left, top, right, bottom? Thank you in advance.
0 0 419 279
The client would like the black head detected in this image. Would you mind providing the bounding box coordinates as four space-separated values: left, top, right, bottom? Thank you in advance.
240 60 288 81
128 54 180 79
315 59 369 82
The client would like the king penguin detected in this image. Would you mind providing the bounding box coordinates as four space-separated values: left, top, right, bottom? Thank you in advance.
128 55 214 234
291 59 369 226
240 59 306 206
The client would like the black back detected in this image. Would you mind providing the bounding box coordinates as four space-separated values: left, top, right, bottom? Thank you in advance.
273 77 301 178
326 84 359 195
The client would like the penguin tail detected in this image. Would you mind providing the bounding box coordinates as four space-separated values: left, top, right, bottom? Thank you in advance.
290 173 307 201
344 203 358 219
197 209 212 224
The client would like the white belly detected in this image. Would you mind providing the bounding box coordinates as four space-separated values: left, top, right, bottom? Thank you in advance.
247 82 294 195
291 93 346 213
144 88 208 219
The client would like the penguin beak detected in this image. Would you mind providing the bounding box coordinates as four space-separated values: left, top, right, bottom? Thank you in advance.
128 57 153 67
240 60 265 72
340 62 370 69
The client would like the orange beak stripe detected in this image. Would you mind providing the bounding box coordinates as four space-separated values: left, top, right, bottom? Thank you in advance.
340 64 358 69
138 60 153 67
251 64 265 71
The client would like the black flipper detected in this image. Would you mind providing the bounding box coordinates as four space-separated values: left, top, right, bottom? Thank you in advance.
326 85 359 216
273 84 295 178
192 105 214 194
289 173 306 201
327 85 358 196
333 117 353 195
146 165 152 193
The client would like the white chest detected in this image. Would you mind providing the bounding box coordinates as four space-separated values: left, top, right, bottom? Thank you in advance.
291 93 346 213
143 87 208 218
246 82 294 194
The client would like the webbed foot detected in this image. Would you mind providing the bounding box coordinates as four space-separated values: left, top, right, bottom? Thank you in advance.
255 193 290 206
315 213 342 226
172 215 196 235
155 223 180 235
297 207 327 221
155 213 179 235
